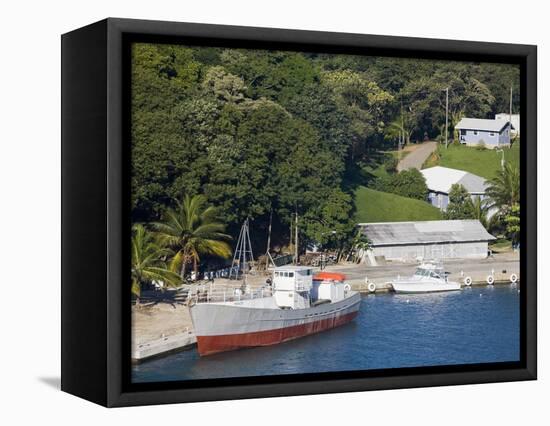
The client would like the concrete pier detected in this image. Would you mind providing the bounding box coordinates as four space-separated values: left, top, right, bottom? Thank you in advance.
132 330 197 362
350 277 519 293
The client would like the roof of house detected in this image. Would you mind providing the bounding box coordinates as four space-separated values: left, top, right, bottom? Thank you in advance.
358 220 496 246
421 166 487 194
455 117 512 132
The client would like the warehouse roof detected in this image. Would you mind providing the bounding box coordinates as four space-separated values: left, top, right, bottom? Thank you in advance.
421 166 488 194
455 117 512 132
358 220 496 247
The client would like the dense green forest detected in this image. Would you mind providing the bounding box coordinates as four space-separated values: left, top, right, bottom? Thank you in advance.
131 42 520 261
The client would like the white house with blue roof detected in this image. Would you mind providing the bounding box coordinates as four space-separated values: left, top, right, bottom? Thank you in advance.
456 117 513 148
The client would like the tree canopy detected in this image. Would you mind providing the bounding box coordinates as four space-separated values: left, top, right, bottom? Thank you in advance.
131 42 520 257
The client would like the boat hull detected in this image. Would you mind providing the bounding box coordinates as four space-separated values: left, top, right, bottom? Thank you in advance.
391 281 461 294
190 293 361 356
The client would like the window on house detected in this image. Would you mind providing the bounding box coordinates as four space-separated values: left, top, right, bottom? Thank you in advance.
460 129 466 135
473 130 478 135
490 132 495 136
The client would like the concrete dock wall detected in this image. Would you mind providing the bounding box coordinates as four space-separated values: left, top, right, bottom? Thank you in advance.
132 331 196 362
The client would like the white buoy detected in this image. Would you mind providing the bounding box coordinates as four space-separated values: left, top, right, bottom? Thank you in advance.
464 276 472 286
486 275 495 285
510 273 518 284
367 282 377 293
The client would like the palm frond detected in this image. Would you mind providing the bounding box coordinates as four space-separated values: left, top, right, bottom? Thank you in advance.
151 194 233 277
141 267 182 287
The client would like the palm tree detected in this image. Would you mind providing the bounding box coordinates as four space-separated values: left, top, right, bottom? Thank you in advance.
153 195 232 279
466 195 489 228
485 163 520 212
131 224 181 305
348 229 372 263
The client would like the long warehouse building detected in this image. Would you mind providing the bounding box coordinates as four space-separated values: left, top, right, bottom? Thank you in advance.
358 220 496 264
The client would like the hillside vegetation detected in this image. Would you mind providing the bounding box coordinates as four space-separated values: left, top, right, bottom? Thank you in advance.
354 186 442 223
131 42 520 260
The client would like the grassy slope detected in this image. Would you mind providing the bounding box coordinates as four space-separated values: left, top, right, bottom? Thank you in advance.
359 150 410 181
423 142 520 180
354 186 442 223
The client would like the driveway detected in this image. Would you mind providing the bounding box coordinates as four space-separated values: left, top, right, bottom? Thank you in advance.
397 141 438 171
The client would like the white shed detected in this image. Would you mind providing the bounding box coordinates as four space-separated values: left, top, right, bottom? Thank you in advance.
495 113 520 136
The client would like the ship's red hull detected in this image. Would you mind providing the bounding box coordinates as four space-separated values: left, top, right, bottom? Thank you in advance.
196 310 358 356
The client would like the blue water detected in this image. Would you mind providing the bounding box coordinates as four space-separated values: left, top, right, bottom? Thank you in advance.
132 285 520 383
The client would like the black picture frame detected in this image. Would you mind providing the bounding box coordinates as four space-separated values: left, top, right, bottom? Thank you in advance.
61 17 537 407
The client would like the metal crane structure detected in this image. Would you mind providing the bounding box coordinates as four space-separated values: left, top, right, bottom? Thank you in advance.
229 218 255 284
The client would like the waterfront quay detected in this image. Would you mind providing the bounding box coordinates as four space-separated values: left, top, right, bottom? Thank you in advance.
334 251 520 292
131 252 519 362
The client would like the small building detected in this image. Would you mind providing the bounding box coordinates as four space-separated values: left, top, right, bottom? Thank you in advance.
495 113 520 136
421 166 488 211
455 117 513 148
358 220 496 264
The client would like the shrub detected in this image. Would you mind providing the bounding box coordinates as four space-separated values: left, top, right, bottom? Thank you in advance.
384 155 398 174
476 140 487 151
444 184 473 220
373 168 429 200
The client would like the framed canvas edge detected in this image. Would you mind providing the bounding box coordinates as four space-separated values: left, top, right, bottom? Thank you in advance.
100 18 537 407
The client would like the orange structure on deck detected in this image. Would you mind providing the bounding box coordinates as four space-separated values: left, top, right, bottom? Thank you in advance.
313 272 347 282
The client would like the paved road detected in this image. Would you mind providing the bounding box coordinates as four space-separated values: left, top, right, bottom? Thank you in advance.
397 141 438 171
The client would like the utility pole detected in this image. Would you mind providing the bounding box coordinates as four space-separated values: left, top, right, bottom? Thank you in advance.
444 87 449 149
509 85 513 145
294 207 299 265
400 99 405 149
265 209 273 270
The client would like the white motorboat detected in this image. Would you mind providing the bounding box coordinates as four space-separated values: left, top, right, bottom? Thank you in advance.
391 261 461 294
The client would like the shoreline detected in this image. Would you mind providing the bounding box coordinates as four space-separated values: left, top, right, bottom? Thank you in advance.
132 254 519 363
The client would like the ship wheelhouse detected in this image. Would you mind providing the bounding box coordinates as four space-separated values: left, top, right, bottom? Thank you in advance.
271 266 350 309
272 266 314 309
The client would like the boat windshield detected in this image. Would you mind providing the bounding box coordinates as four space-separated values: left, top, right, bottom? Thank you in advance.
414 268 430 277
415 267 441 278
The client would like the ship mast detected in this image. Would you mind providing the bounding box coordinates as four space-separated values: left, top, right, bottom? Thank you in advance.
229 218 254 285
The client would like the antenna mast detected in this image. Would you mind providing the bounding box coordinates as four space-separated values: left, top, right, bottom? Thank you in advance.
229 218 255 284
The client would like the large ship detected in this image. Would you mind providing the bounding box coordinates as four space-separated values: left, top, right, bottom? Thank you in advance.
189 266 361 356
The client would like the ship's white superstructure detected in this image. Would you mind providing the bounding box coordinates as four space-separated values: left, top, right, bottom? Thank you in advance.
189 266 361 356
